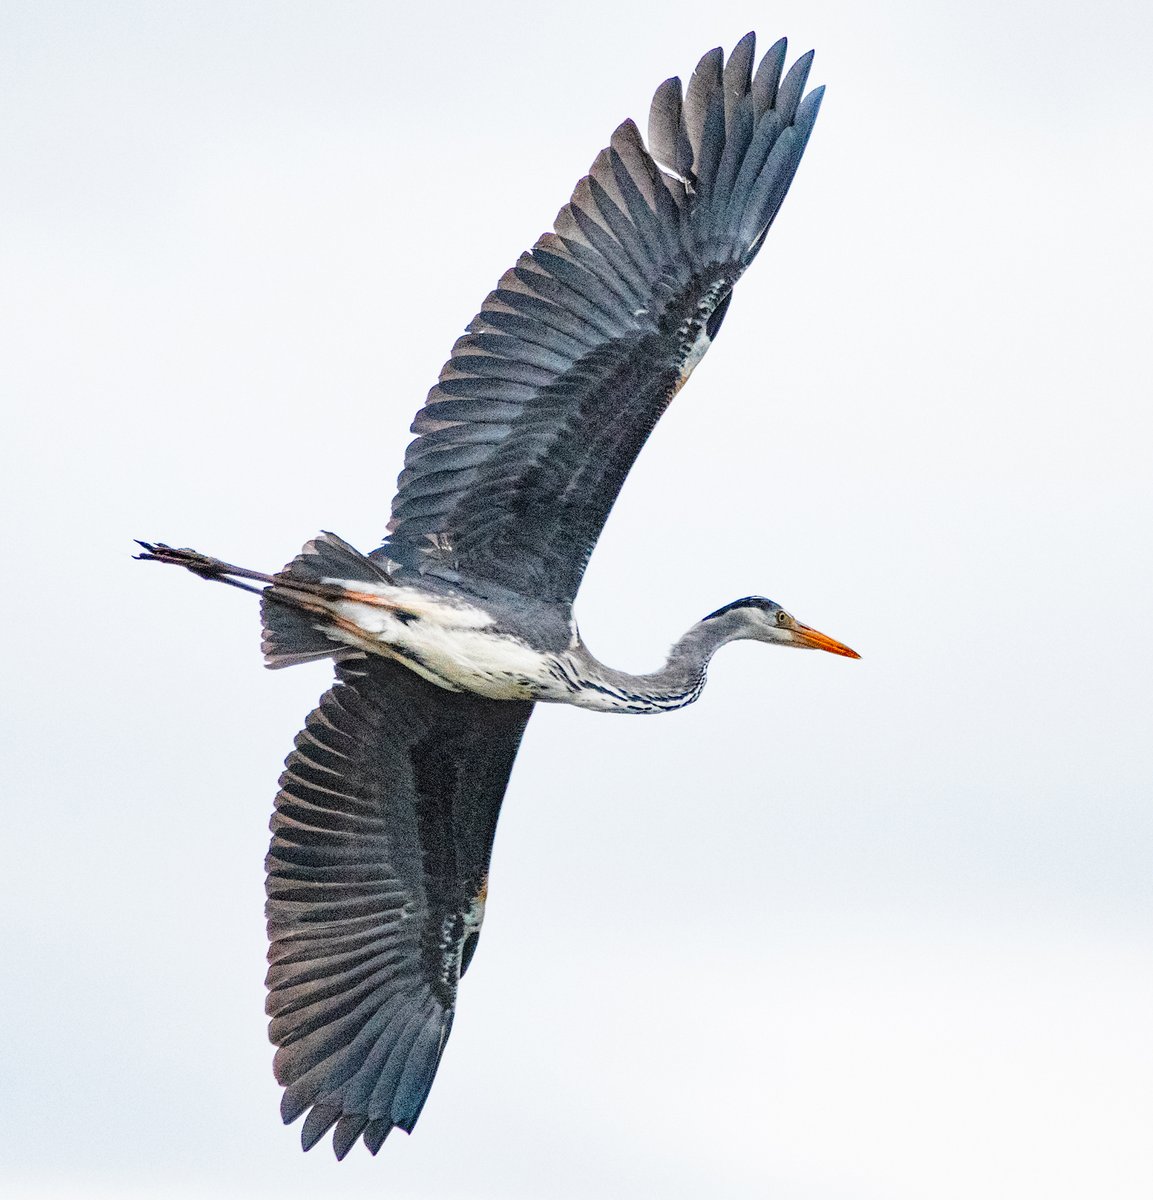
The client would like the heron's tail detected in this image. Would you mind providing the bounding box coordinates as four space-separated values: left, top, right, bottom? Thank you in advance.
260 595 346 669
261 533 394 668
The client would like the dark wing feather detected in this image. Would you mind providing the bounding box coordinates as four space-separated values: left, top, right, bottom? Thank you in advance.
381 34 823 604
266 655 533 1158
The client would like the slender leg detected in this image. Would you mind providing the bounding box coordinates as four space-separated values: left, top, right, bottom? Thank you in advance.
136 540 417 614
135 541 275 595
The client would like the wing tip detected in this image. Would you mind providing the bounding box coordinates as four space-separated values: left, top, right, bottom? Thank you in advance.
279 995 448 1158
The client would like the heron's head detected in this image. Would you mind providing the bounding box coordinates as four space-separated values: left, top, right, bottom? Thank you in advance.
701 597 860 658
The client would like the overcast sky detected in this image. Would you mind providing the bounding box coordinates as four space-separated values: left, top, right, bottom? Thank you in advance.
3 2 1151 1197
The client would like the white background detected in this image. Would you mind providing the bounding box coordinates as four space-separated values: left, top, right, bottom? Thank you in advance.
3 2 1151 1197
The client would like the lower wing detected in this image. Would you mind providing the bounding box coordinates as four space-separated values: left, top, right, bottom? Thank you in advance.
265 655 533 1157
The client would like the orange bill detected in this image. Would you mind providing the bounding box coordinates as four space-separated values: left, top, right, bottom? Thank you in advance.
793 623 861 659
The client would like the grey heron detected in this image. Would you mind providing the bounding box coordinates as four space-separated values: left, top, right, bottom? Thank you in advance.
140 33 857 1160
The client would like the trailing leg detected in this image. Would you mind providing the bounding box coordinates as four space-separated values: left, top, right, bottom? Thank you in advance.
138 533 401 668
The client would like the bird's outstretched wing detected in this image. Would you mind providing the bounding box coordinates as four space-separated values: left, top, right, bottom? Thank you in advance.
383 34 823 603
265 655 533 1157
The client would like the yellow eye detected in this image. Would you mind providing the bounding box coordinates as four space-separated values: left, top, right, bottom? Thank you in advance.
776 611 790 626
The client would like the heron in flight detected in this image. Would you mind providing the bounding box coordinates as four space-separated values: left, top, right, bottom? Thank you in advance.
140 33 857 1159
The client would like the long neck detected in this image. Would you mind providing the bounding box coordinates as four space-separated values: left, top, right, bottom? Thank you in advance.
563 614 745 714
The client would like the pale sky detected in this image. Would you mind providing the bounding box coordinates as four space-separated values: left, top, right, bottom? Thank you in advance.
2 2 1151 1197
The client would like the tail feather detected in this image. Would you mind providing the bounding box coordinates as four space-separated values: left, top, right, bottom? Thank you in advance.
260 594 349 669
262 533 391 669
277 532 392 587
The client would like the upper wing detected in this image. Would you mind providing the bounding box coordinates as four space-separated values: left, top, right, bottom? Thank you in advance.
382 34 824 603
265 654 533 1158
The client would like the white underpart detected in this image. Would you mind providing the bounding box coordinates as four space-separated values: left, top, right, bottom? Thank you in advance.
321 578 494 628
679 327 711 382
312 580 692 712
319 580 557 701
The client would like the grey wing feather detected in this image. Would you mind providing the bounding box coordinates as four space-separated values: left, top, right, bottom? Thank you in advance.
721 31 756 120
381 35 823 603
649 76 691 181
751 37 788 116
266 656 533 1158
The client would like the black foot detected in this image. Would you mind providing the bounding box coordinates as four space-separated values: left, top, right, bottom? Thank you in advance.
134 541 276 593
134 541 229 579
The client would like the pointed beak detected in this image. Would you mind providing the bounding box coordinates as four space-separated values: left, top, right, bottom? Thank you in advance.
790 622 861 659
